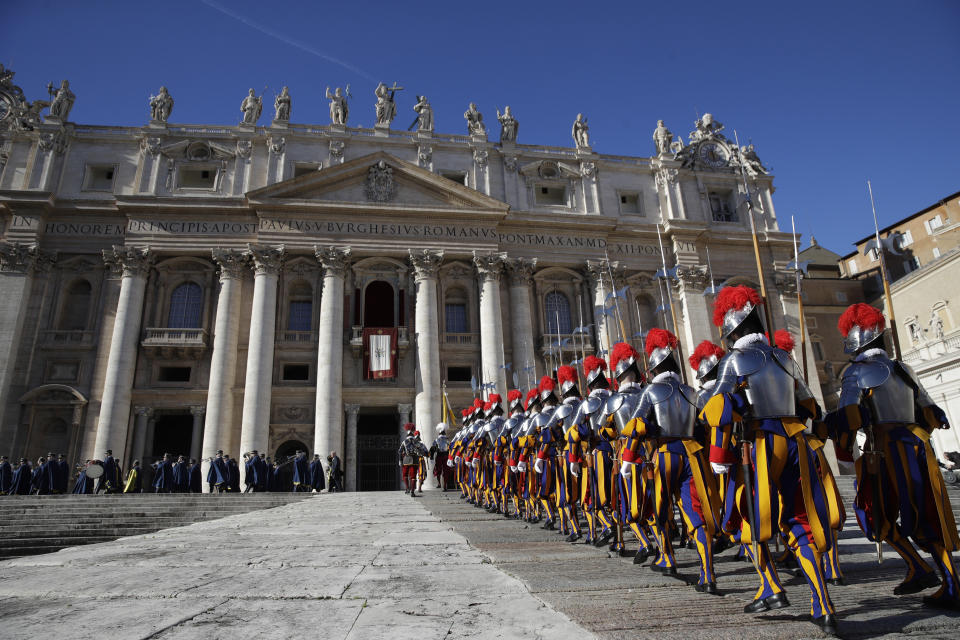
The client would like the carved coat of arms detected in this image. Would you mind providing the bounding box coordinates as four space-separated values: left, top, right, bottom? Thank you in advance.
364 160 396 202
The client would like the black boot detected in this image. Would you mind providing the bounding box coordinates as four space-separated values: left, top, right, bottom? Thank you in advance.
812 614 838 636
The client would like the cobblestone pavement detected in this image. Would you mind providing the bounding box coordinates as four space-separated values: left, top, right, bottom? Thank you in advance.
0 492 592 640
419 490 960 640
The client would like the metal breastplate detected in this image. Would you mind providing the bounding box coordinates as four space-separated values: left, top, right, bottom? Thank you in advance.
555 400 581 431
605 388 643 433
506 415 524 439
486 417 505 444
583 390 611 433
436 438 449 453
857 359 917 424
725 346 797 418
533 407 556 432
647 380 697 439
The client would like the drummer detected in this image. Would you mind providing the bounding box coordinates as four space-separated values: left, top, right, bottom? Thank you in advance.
96 449 119 494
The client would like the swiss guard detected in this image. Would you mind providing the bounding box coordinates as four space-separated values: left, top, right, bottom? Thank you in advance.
430 422 452 491
827 303 959 609
501 389 525 516
398 423 426 496
702 285 837 634
553 365 583 539
533 375 561 530
623 328 721 593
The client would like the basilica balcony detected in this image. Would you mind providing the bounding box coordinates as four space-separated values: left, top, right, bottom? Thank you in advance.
349 325 409 357
141 328 208 358
442 332 479 349
276 330 317 346
539 333 595 359
41 330 96 348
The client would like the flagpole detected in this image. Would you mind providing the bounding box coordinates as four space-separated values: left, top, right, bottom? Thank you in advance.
634 298 649 370
705 246 723 342
656 221 687 383
868 180 902 360
603 251 629 342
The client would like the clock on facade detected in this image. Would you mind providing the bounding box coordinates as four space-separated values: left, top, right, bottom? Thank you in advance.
697 142 729 168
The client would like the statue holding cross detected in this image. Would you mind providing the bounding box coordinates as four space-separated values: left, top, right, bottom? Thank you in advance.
374 81 403 127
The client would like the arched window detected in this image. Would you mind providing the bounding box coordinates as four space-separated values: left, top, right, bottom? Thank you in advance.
58 279 92 330
287 282 313 331
363 280 395 327
167 282 203 328
445 287 468 333
545 292 572 334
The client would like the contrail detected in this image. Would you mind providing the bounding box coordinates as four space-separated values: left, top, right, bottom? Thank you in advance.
200 0 376 81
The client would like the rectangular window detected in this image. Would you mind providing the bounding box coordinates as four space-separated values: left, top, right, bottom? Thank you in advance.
929 215 943 230
535 185 566 206
904 256 921 273
806 316 818 329
445 303 467 333
158 366 191 382
846 259 857 275
82 164 117 192
447 366 472 382
178 167 216 189
288 300 312 331
869 247 880 262
294 163 320 178
440 171 468 186
282 363 310 381
618 192 641 214
901 229 914 246
933 247 941 259
709 192 735 222
812 341 825 361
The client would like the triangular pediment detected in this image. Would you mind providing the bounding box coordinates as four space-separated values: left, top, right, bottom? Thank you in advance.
247 151 509 215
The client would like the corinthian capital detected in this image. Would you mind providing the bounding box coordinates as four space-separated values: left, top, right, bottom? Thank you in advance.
473 251 508 282
0 242 56 274
211 248 249 281
584 258 623 289
314 245 352 278
103 245 153 278
505 256 537 287
245 244 285 276
773 270 798 296
673 265 709 293
409 249 443 281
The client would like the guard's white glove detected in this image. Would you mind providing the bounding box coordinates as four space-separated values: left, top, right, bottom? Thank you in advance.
517 461 527 472
509 465 517 472
446 459 454 468
469 459 477 468
711 462 732 475
620 461 633 478
455 456 461 464
534 459 543 474
398 461 402 467
570 463 580 478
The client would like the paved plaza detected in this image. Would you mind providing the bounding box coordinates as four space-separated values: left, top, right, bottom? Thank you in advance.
1 491 959 639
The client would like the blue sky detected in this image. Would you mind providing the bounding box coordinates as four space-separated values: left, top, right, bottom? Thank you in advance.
2 0 958 253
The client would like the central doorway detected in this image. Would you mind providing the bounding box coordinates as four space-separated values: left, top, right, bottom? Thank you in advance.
151 413 193 460
356 408 400 491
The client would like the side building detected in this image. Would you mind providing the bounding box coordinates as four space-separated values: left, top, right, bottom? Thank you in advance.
0 71 821 489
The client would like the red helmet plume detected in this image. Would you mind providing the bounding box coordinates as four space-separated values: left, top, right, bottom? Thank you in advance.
507 389 522 403
487 393 502 405
774 329 795 352
838 303 885 337
461 408 470 418
610 342 639 374
482 401 492 411
557 366 576 385
689 340 725 371
712 285 762 328
472 397 483 408
524 388 539 410
582 355 607 376
644 328 678 357
538 375 556 391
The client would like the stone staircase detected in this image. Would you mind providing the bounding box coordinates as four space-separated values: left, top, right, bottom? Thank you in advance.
0 493 313 560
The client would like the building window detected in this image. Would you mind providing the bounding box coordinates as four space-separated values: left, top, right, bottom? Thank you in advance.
167 283 203 328
846 259 857 275
58 279 92 330
447 366 472 382
178 166 217 189
440 171 467 186
287 282 312 331
904 256 921 273
294 163 320 178
812 341 825 361
445 303 467 333
708 192 736 222
535 185 567 206
545 292 572 334
82 164 117 192
933 247 941 259
901 229 914 246
869 247 880 262
282 363 310 381
806 316 818 329
618 192 642 214
926 215 943 232
158 366 191 383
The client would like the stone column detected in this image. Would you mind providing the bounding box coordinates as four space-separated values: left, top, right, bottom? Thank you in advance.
473 252 508 397
238 245 284 478
0 243 52 443
344 403 360 492
93 246 153 462
189 406 205 461
674 266 715 359
143 413 157 461
201 249 248 491
506 257 537 384
314 246 351 460
409 249 443 433
585 259 621 357
398 403 413 435
131 406 153 462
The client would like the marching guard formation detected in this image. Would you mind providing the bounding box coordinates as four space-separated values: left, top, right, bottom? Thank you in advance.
445 287 959 635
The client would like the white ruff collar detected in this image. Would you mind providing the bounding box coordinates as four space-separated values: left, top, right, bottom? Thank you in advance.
589 388 607 397
653 371 681 383
856 348 888 362
563 396 579 405
701 379 716 390
618 381 641 391
734 332 768 350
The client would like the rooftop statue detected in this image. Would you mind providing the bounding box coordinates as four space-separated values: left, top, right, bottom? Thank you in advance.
464 102 485 136
572 113 589 149
149 86 173 123
413 95 433 132
653 119 672 156
374 82 402 127
48 80 75 121
326 86 349 125
497 106 518 144
240 88 262 125
274 86 291 122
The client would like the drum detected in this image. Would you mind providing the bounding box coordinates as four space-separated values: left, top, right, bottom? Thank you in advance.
84 463 104 479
